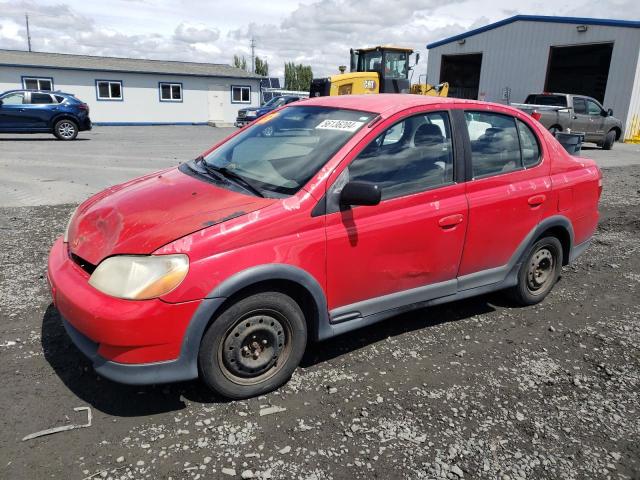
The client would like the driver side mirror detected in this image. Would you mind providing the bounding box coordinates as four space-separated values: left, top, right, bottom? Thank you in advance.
605 108 613 117
340 181 381 207
0 99 3 107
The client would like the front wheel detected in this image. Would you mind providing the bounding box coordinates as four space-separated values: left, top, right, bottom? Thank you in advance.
53 119 78 141
602 130 616 150
198 292 307 399
508 236 563 306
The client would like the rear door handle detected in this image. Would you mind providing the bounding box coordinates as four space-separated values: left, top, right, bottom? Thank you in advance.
528 194 546 207
438 214 464 229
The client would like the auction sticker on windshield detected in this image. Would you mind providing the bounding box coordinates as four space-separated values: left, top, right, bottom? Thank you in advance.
315 119 365 132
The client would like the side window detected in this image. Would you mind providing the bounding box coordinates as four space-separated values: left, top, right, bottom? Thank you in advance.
573 98 587 115
517 119 541 168
31 93 55 104
1 93 26 105
587 100 602 116
465 112 521 178
345 111 455 201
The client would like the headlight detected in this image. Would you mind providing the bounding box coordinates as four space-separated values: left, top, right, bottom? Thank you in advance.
88 254 189 300
245 111 257 117
63 207 78 243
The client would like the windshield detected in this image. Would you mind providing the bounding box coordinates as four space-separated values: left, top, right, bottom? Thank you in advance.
384 51 409 79
358 51 383 72
525 95 567 107
263 97 287 108
203 106 375 196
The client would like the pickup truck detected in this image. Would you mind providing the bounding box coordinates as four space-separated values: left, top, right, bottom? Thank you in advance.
512 93 623 150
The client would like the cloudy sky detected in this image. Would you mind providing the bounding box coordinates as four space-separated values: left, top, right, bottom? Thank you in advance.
0 0 638 79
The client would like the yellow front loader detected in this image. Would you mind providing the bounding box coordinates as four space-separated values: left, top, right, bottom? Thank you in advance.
309 46 448 98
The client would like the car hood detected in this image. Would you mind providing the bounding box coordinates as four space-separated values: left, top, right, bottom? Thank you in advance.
242 106 271 114
67 167 275 265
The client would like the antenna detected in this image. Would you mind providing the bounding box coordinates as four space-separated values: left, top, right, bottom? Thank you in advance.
250 37 256 73
25 13 32 52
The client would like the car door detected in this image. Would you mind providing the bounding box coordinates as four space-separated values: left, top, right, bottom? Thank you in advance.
28 92 60 129
571 97 590 135
0 92 28 130
585 99 606 142
458 109 551 289
22 92 58 129
323 108 468 320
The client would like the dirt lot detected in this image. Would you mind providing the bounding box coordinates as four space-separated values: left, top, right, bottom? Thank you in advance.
0 128 639 480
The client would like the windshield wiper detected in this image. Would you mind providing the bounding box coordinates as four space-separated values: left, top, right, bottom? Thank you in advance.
215 166 265 198
205 163 265 198
192 156 265 198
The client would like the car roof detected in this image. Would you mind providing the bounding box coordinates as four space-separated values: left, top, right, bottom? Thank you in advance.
299 94 479 116
1 89 75 96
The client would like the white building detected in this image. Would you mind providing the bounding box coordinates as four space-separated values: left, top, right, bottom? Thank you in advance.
426 15 640 142
0 49 262 126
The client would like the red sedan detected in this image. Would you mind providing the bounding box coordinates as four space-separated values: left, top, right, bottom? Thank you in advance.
48 94 602 399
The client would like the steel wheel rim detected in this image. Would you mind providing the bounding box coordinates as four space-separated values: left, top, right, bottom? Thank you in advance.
526 247 555 295
217 308 292 385
58 122 75 139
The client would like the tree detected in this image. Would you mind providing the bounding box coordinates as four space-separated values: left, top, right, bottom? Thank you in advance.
254 56 269 76
284 62 313 92
233 54 247 71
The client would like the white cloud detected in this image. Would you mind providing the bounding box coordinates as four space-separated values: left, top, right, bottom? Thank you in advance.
174 23 220 44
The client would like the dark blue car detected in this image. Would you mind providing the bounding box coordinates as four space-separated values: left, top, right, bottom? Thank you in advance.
0 90 92 140
235 95 302 127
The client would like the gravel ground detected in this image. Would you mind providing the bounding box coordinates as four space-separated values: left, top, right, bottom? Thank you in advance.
0 132 638 479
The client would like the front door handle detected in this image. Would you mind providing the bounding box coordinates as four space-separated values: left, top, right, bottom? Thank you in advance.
438 214 464 229
528 194 546 207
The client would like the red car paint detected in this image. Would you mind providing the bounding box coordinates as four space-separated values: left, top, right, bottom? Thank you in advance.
47 94 601 383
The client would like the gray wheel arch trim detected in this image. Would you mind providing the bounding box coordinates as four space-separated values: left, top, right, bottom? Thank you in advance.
202 262 330 338
459 214 575 291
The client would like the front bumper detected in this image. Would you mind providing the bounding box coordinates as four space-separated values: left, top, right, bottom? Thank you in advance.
47 237 216 384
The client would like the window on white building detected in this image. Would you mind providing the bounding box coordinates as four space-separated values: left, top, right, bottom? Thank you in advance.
22 77 53 91
231 85 251 103
96 80 123 100
160 82 183 102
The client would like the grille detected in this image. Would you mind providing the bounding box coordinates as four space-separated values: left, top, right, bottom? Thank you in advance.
70 252 97 275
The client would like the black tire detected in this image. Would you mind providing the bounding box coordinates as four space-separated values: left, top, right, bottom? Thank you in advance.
198 292 307 399
508 236 563 306
549 125 562 135
53 119 79 141
602 130 616 150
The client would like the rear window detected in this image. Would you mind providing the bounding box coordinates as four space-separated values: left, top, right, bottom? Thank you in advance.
31 93 55 104
465 112 521 178
525 95 567 107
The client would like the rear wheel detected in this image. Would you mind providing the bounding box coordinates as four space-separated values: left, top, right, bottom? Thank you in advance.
602 130 616 150
549 125 562 135
198 292 307 399
53 119 78 141
508 236 563 306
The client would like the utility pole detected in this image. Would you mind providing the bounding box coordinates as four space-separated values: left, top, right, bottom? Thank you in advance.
25 13 32 52
250 37 256 74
